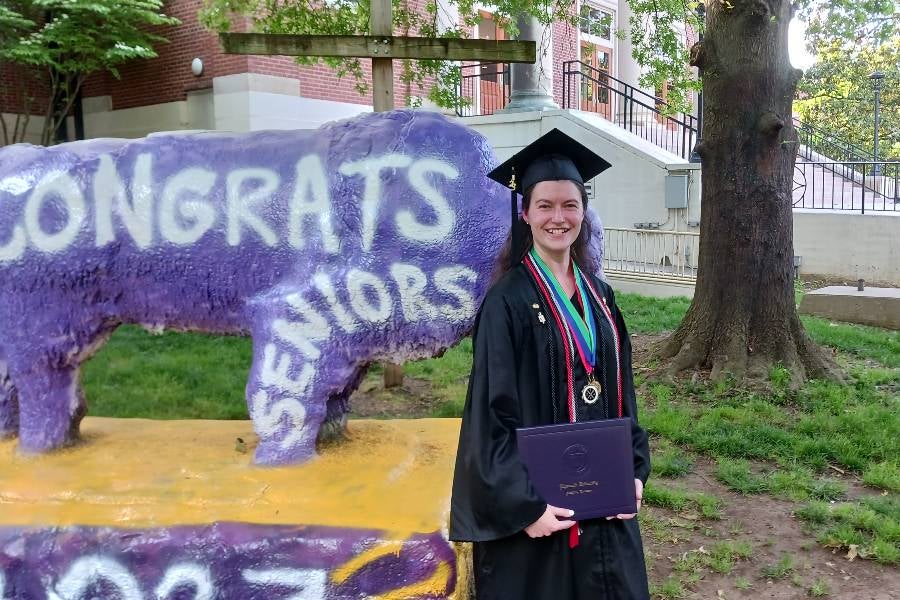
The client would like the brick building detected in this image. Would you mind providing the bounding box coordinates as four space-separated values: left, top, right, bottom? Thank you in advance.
1 0 651 144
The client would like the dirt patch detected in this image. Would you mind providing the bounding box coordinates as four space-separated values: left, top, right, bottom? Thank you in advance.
348 372 444 419
646 456 900 599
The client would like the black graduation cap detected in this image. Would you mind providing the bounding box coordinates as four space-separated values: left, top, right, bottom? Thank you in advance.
487 128 612 249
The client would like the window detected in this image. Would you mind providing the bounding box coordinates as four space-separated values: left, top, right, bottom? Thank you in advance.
579 4 613 40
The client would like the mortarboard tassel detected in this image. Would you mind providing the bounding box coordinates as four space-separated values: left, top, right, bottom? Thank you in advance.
509 168 519 255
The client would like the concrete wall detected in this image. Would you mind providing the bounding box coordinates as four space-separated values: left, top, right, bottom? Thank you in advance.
793 210 900 286
212 73 370 132
606 273 694 298
73 74 371 140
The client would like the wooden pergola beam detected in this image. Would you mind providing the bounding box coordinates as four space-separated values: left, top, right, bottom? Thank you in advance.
220 33 536 63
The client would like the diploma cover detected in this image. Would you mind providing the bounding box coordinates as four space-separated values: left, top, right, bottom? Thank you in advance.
516 418 637 520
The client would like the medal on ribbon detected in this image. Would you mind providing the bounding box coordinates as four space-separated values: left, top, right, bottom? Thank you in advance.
528 250 600 405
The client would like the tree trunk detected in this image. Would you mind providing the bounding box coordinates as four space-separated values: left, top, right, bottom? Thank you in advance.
658 0 840 383
383 363 405 388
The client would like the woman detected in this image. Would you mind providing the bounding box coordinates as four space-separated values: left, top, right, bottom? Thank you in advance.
450 129 651 599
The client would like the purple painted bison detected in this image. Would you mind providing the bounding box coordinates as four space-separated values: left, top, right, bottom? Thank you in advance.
0 110 604 466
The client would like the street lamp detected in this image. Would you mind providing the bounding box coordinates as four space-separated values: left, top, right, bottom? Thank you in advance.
869 70 885 176
689 2 705 163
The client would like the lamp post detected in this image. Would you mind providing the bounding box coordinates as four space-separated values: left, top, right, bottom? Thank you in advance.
869 71 885 176
689 2 705 163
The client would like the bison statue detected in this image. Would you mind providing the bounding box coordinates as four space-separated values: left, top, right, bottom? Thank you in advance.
0 110 604 466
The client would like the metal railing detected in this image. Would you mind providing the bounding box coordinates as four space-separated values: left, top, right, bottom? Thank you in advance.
455 63 510 117
793 117 873 165
793 160 900 213
602 228 700 281
562 61 698 160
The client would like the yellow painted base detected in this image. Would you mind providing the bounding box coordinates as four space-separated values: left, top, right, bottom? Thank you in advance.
0 417 461 533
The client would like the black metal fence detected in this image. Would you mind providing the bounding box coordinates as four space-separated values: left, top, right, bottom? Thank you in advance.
455 63 510 117
561 60 698 160
793 117 872 165
793 160 899 213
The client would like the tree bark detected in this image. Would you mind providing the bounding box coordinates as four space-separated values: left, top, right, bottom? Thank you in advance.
383 363 405 388
658 0 840 383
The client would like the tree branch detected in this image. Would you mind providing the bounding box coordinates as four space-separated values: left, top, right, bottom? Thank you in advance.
689 41 704 69
758 111 784 137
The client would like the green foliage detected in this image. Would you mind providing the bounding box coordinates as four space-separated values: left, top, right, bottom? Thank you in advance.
0 4 34 42
0 0 178 145
800 0 898 51
199 0 577 110
624 0 702 114
195 0 895 142
624 0 898 145
795 0 899 160
796 39 899 161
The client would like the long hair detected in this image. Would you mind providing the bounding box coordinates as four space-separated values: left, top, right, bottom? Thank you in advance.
492 181 597 282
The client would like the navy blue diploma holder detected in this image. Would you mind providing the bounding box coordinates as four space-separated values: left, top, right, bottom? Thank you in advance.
516 417 637 520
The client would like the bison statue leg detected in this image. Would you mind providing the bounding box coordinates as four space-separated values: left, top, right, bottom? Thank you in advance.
9 318 115 453
14 361 86 453
244 289 344 466
0 357 18 439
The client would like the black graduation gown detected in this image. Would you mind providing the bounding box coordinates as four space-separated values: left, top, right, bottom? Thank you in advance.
450 263 651 600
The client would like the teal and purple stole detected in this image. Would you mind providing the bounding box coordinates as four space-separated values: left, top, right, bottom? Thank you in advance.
525 250 602 411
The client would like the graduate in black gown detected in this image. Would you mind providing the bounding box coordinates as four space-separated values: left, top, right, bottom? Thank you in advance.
450 129 651 599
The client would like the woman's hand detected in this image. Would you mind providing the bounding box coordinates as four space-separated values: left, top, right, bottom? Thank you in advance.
607 478 643 520
524 504 576 538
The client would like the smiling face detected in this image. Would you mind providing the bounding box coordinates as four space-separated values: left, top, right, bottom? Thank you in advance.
522 180 584 262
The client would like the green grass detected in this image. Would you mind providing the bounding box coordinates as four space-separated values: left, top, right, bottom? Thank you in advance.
643 482 723 519
796 496 900 565
401 337 472 416
706 540 752 574
83 325 252 419
760 554 795 579
642 376 900 489
714 458 769 494
651 443 695 478
404 337 472 388
767 467 846 502
808 578 830 597
82 325 476 420
733 576 751 591
615 293 691 334
802 315 900 368
650 576 686 600
712 458 846 501
862 461 900 493
625 294 899 568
